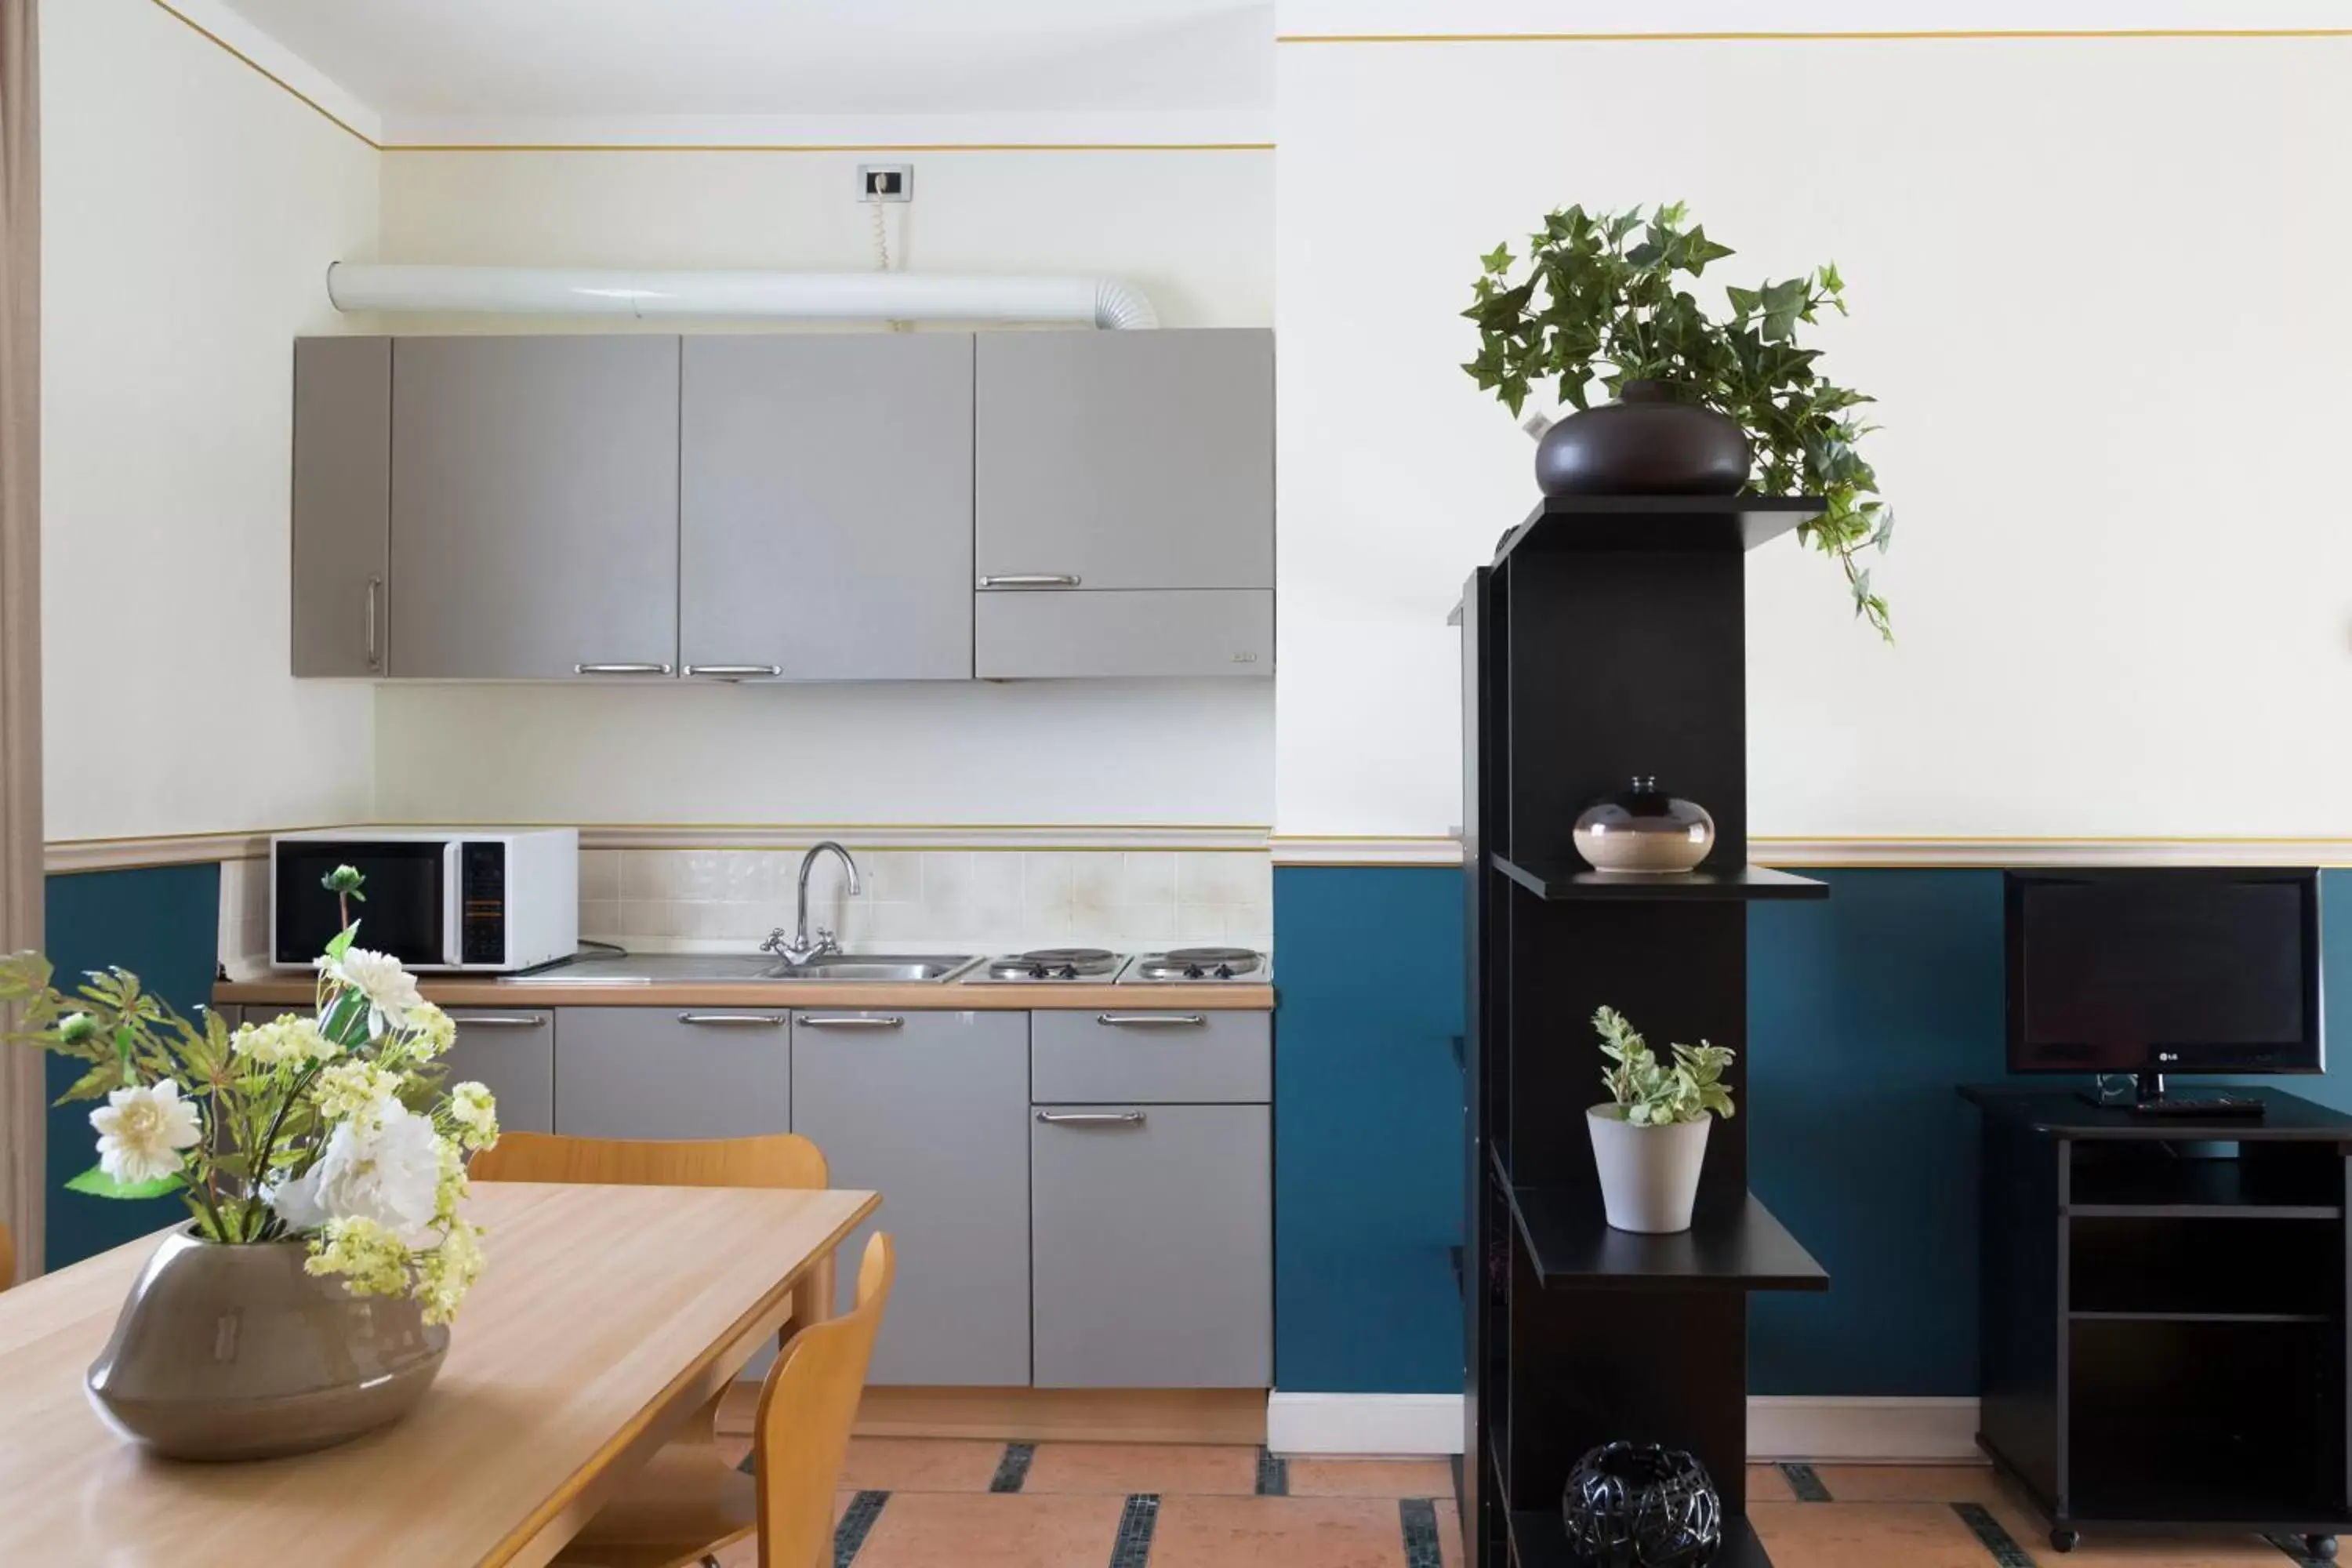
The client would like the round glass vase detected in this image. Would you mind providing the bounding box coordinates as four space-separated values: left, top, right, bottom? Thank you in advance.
1572 777 1715 876
84 1227 448 1461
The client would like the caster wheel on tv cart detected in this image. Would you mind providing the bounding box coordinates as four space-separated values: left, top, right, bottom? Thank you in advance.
2306 1535 2337 1561
2049 1528 2080 1553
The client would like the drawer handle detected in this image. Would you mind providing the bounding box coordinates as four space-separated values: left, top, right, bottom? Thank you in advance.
684 663 783 678
1095 1014 1207 1028
978 574 1081 589
676 1012 786 1026
456 1014 546 1029
798 1015 904 1029
1035 1110 1147 1127
575 662 674 676
365 575 383 671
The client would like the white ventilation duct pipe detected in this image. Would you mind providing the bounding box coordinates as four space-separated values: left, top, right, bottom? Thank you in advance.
325 263 1159 330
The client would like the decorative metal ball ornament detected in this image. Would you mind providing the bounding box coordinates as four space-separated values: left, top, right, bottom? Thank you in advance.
1559 1442 1722 1567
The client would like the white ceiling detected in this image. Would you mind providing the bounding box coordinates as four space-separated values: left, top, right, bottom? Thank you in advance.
216 0 1273 141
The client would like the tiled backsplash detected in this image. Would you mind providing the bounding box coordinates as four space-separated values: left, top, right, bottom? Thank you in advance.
581 848 1273 954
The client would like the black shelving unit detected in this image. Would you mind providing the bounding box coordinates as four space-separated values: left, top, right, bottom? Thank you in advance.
1461 495 1831 1566
1961 1086 2352 1557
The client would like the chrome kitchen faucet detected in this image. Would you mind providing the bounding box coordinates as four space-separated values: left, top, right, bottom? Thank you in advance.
762 841 862 967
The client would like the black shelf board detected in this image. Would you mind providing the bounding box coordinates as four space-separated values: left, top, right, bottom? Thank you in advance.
1494 1147 1828 1292
1511 1510 1770 1568
1494 495 1825 564
2067 1159 2343 1218
2068 1309 2332 1325
1491 854 1829 902
1960 1085 2352 1141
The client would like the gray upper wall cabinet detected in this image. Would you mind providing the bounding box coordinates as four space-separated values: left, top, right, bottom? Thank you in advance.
975 329 1274 591
389 336 682 679
681 335 974 681
291 338 390 677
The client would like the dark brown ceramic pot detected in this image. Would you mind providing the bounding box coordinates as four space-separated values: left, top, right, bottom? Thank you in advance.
85 1229 448 1461
1534 379 1751 496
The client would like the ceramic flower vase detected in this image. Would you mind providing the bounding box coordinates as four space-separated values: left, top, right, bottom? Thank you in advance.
85 1228 448 1461
1587 1106 1711 1234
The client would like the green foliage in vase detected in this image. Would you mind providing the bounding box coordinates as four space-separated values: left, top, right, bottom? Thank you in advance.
1463 201 1897 640
1592 1005 1736 1127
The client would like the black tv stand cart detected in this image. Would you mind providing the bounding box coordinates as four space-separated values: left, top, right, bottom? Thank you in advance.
1460 497 1832 1566
1961 1085 2352 1557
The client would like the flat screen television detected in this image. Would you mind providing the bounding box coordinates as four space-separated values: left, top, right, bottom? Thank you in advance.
2005 868 2322 1087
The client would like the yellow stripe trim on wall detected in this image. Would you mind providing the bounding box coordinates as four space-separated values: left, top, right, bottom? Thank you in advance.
147 0 381 149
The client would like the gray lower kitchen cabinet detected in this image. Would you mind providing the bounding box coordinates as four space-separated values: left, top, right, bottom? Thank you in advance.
975 329 1274 591
1032 1102 1272 1388
389 336 681 679
975 588 1272 680
791 1010 1030 1386
553 1006 789 1138
681 335 974 681
292 337 390 677
1031 1008 1271 1104
438 1009 556 1135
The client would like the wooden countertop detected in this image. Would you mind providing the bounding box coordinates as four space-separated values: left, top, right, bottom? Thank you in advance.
216 975 1275 1012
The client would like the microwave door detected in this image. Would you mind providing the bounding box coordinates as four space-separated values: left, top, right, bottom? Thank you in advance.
273 841 449 968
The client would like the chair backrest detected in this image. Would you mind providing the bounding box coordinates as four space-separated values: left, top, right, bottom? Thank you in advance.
753 1231 894 1568
466 1131 828 1189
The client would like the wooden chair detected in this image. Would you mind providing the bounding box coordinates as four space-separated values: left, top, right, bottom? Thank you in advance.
557 1232 896 1568
1 1221 11 1290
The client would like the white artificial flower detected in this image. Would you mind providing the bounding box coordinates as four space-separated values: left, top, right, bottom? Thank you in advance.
318 946 424 1036
447 1080 499 1149
406 1001 457 1059
270 1099 442 1237
89 1080 203 1185
230 1013 336 1067
312 1058 400 1123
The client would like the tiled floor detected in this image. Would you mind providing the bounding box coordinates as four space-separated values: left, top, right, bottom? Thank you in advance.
692 1441 2335 1566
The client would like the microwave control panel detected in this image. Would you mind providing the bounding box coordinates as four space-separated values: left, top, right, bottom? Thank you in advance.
460 842 506 966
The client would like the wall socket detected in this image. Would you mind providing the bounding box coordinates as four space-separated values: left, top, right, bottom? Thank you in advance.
858 164 913 202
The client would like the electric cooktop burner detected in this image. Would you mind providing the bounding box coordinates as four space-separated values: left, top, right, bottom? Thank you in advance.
1125 946 1267 983
983 947 1126 982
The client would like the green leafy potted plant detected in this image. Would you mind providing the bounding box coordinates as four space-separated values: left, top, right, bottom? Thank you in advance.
1587 1005 1735 1233
1464 201 1897 639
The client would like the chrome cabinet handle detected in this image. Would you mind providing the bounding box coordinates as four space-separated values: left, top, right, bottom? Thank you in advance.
1096 1014 1207 1028
978 574 1081 589
798 1015 904 1029
676 1012 785 1026
1035 1110 1147 1127
575 662 674 676
684 663 783 678
365 575 383 671
455 1014 546 1029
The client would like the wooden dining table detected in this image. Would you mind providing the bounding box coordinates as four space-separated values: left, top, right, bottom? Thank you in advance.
0 1181 878 1566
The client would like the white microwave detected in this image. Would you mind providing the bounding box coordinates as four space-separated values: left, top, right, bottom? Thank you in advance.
270 829 579 973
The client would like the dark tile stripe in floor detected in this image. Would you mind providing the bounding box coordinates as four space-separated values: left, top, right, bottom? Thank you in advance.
1256 1446 1289 1496
833 1489 888 1567
1779 1461 1832 1501
1109 1493 1160 1568
1952 1501 2035 1567
989 1441 1036 1494
1400 1497 1443 1568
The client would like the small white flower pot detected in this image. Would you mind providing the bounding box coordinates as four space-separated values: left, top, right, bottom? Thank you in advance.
1588 1105 1712 1233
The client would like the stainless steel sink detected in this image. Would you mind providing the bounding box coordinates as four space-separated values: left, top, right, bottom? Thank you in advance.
517 952 978 985
767 955 979 982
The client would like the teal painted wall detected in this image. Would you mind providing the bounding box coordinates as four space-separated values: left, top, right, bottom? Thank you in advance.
1273 864 2352 1397
42 865 222 1270
1273 867 1465 1393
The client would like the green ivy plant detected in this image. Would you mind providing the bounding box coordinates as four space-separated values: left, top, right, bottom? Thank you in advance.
1593 1006 1736 1127
1463 201 1896 640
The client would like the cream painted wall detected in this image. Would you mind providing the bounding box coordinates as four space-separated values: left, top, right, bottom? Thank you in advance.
1274 26 2352 840
370 147 1275 827
41 0 380 842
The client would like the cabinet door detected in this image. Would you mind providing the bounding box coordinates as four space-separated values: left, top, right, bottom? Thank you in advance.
975 330 1273 591
681 336 974 681
440 1009 555 1135
974 588 1272 679
292 337 390 677
390 336 681 678
792 1010 1029 1385
1032 1102 1271 1388
554 1007 789 1138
